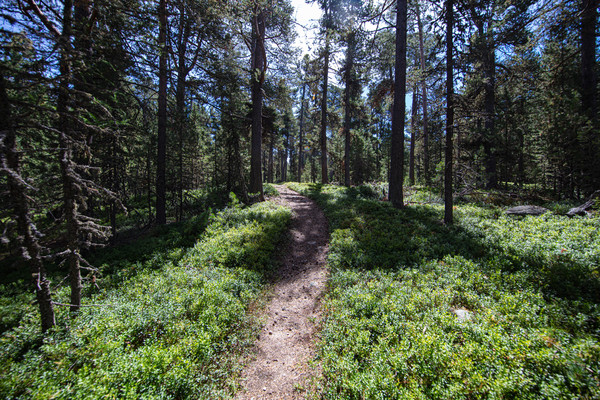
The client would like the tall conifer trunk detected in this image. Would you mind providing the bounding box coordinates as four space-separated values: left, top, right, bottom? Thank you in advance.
320 51 330 183
175 3 191 222
156 0 168 224
390 0 407 208
444 0 454 224
343 31 356 187
581 0 598 192
298 82 306 181
282 117 290 182
320 3 330 184
471 15 497 190
483 43 497 189
416 2 430 186
268 129 274 183
581 0 597 121
250 6 265 199
409 84 417 185
56 0 83 313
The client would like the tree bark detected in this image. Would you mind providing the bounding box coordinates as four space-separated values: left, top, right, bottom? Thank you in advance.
250 6 266 199
282 118 290 182
156 0 168 224
581 0 597 121
56 0 83 314
390 0 407 208
444 0 454 225
409 83 417 185
175 3 191 222
343 31 356 187
320 5 330 184
416 2 430 186
581 0 598 192
476 17 497 190
298 82 306 181
1 75 56 332
483 47 497 190
268 130 274 183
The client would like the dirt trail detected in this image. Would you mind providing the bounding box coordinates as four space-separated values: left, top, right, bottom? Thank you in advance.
235 185 329 400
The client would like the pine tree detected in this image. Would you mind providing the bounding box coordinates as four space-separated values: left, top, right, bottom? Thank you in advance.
390 0 407 208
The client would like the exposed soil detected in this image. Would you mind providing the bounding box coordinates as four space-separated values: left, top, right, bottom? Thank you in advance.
235 185 329 400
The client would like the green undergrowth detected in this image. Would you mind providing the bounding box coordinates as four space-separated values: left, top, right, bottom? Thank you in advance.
263 183 280 197
0 200 291 399
287 183 600 400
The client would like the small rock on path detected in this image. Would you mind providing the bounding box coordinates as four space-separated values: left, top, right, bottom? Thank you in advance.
235 185 329 400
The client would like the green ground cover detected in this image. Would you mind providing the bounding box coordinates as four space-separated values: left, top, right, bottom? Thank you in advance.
0 197 290 399
288 183 599 400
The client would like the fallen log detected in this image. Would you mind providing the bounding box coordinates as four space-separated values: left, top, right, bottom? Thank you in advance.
505 205 549 216
567 190 600 217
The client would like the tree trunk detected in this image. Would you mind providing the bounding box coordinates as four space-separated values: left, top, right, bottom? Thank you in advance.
268 130 274 183
156 0 168 224
175 4 191 222
343 33 355 187
1 75 56 332
320 6 330 184
298 83 306 181
581 0 598 192
55 0 83 314
343 31 356 187
147 136 153 221
282 121 289 182
478 19 497 190
444 0 454 225
250 7 265 200
416 2 430 186
409 83 418 185
581 0 597 121
390 0 407 208
311 149 316 183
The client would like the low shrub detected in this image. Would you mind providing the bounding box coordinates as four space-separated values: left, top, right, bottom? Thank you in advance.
0 201 291 399
288 183 600 400
263 183 279 197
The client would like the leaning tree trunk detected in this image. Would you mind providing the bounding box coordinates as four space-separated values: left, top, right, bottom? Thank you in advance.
1 75 56 332
250 6 266 199
389 0 407 208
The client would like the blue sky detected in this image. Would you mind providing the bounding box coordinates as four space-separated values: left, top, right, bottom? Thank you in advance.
291 0 322 56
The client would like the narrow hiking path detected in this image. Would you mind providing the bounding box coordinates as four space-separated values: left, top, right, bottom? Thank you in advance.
235 185 329 400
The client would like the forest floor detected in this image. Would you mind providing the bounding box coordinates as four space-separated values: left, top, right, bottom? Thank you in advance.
235 185 329 400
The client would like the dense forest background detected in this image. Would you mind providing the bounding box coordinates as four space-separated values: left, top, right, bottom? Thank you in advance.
0 0 598 330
